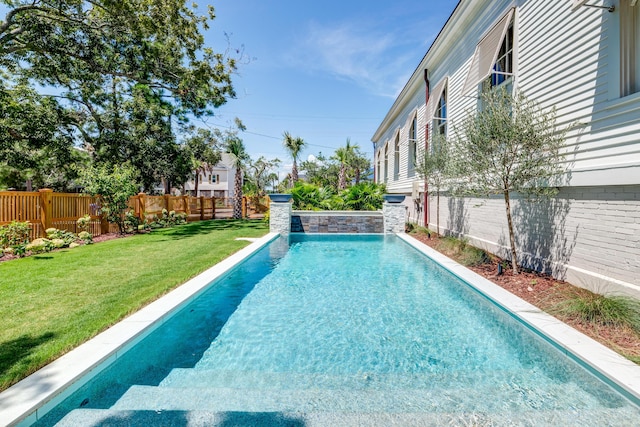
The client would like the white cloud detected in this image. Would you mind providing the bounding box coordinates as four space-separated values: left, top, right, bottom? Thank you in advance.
287 18 437 98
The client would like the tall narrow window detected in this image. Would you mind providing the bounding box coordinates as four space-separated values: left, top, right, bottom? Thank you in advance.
408 116 417 176
488 24 514 90
434 85 448 136
384 143 389 183
376 152 381 183
462 9 515 95
393 134 400 180
620 0 639 97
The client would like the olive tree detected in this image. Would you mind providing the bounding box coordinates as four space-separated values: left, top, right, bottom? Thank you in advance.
453 89 566 274
415 132 451 237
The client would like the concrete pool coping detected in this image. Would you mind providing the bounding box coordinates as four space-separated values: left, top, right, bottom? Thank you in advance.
1 231 639 425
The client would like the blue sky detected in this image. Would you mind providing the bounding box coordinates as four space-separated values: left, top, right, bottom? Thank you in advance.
199 0 460 176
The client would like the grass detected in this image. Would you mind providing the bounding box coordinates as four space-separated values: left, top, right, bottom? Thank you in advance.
434 236 489 267
0 219 268 392
551 288 640 332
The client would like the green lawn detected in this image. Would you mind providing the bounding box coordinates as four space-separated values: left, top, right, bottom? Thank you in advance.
0 219 269 391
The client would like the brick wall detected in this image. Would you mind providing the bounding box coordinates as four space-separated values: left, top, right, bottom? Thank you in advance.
424 185 640 298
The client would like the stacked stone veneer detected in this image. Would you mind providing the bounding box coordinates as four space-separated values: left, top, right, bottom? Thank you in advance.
269 201 291 234
291 212 384 233
421 185 640 299
269 204 406 235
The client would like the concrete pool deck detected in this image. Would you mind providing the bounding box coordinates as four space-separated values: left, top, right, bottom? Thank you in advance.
1 232 639 426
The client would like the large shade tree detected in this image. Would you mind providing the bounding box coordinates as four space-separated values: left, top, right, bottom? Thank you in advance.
454 89 566 274
1 0 238 189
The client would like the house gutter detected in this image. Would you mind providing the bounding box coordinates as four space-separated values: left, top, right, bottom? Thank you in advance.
423 68 430 228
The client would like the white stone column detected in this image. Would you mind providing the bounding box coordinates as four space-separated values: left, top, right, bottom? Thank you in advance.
383 203 407 234
269 202 292 234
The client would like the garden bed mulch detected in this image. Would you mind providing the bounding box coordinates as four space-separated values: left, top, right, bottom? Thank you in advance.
409 232 640 364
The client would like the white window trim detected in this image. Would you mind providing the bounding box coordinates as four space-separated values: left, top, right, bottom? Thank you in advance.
426 77 448 124
461 8 515 95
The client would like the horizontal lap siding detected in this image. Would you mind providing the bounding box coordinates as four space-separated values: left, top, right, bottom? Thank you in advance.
519 1 640 186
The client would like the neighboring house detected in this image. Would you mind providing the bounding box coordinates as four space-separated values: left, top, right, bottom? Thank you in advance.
372 0 640 297
183 153 238 199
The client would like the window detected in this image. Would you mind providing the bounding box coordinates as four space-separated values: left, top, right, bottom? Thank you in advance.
408 116 417 176
620 0 639 97
384 143 389 183
393 134 400 179
434 85 448 136
462 8 515 95
198 174 202 184
208 174 212 184
376 152 381 183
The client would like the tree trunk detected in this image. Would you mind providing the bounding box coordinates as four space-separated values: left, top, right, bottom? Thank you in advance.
503 190 519 274
436 189 440 237
338 164 346 190
233 169 243 219
355 168 361 185
194 171 199 196
291 160 298 187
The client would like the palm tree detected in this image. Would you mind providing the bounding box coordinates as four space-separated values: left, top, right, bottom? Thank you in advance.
226 135 250 219
282 131 306 187
334 138 356 190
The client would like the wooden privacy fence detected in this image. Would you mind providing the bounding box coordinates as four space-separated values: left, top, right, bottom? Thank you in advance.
1 190 265 239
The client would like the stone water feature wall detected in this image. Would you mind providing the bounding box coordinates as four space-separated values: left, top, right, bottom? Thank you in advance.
269 201 406 234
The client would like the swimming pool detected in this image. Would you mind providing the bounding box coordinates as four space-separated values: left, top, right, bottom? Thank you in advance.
15 234 640 425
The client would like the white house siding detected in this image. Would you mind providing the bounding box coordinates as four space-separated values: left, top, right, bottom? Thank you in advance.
373 0 640 298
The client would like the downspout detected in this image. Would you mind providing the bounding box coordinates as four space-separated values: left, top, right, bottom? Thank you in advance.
423 68 430 228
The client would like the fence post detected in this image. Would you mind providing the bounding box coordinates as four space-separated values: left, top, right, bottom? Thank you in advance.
242 196 247 218
39 189 53 236
199 196 205 221
212 197 216 219
137 193 146 222
183 195 190 221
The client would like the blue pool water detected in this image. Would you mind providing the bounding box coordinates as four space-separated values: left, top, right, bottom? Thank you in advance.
37 234 639 426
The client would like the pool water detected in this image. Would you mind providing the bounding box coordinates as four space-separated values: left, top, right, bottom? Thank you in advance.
38 234 640 426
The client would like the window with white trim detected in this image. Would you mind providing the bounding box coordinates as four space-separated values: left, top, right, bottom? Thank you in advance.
408 115 417 176
393 134 400 180
434 85 448 137
384 143 389 183
462 8 515 95
620 0 639 97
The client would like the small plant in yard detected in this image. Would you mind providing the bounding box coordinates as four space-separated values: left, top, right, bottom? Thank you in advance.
435 236 489 267
46 228 78 247
0 221 31 257
78 231 93 244
552 289 640 332
76 214 91 232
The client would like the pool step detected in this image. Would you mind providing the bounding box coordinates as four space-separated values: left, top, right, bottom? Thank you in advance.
158 367 536 391
54 407 639 427
108 383 592 413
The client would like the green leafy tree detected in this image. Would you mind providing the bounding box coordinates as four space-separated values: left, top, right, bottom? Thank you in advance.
244 156 280 197
0 82 80 190
415 133 451 237
454 89 566 274
183 128 222 196
79 163 140 234
1 1 238 190
282 131 306 187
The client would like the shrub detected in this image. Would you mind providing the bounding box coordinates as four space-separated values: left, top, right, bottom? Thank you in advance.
26 238 50 254
552 290 640 332
76 214 91 232
435 236 489 267
0 221 31 257
45 228 77 247
78 231 93 244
